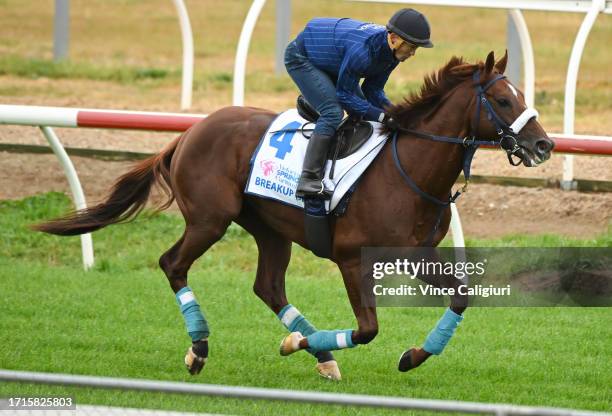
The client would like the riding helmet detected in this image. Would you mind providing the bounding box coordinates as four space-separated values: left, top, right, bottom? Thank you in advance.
386 8 433 48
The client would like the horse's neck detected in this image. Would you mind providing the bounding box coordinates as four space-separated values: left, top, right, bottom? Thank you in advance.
397 95 472 200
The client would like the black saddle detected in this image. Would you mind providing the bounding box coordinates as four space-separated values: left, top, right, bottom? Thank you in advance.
296 95 374 160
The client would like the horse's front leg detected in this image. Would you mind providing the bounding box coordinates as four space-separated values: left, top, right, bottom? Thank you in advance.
398 259 468 372
279 260 379 368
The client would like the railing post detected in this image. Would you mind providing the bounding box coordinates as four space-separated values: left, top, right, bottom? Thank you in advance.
562 0 605 190
171 0 194 110
449 203 465 248
233 0 267 106
39 126 94 270
508 9 535 108
275 0 291 75
506 11 521 86
53 0 70 61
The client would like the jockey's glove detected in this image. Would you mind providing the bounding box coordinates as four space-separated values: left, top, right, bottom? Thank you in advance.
383 113 401 131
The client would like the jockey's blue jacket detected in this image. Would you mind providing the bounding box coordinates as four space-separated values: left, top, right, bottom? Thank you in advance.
295 17 399 122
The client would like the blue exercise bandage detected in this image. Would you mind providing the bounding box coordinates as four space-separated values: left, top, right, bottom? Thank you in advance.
176 286 209 342
306 330 355 353
278 304 319 354
423 308 464 355
277 304 317 336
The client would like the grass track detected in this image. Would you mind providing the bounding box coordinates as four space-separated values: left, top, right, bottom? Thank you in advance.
0 194 610 415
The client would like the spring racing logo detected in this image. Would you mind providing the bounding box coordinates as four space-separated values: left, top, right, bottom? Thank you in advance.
260 160 276 177
253 162 301 198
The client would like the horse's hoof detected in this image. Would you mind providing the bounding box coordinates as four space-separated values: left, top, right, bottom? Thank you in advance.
279 331 304 356
316 360 341 381
184 346 207 375
398 348 424 372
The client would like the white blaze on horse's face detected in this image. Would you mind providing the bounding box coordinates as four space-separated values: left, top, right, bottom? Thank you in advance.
507 83 519 98
502 81 538 136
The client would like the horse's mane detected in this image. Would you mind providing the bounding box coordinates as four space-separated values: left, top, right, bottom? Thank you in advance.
387 56 481 127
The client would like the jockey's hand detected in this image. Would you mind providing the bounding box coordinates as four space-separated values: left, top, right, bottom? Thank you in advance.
383 114 401 131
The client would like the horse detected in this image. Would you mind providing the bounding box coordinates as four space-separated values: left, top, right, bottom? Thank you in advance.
34 51 554 380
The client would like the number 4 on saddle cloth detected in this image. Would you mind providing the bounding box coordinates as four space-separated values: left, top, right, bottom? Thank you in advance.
245 103 387 257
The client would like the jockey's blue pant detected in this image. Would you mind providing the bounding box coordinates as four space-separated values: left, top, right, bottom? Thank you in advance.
285 40 365 137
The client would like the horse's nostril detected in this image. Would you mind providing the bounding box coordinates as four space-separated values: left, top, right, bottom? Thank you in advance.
535 138 553 154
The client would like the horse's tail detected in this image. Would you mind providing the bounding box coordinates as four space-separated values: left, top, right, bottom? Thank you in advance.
33 135 181 236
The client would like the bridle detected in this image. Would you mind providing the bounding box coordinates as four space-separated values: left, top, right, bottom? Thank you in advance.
470 70 539 166
391 69 539 243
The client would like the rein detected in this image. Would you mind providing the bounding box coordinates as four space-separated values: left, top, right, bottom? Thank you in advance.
391 70 539 244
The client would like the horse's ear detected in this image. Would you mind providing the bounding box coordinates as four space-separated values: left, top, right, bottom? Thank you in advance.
495 50 508 74
484 51 495 74
450 64 478 77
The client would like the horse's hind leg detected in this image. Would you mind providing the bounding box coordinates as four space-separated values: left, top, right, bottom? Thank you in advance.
236 214 340 380
159 218 233 375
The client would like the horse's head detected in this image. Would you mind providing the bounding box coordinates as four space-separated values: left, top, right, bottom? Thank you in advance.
451 51 554 167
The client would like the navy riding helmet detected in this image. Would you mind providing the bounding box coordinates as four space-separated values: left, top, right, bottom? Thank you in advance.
386 8 434 48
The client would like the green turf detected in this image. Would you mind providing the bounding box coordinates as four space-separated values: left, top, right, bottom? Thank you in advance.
0 55 175 84
0 193 610 415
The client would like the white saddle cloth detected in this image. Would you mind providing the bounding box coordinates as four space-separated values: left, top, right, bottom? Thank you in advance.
245 109 389 212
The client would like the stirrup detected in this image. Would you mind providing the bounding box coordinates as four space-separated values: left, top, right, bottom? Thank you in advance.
316 181 332 198
296 180 332 199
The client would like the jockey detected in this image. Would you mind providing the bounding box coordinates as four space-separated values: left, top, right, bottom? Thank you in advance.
285 8 433 199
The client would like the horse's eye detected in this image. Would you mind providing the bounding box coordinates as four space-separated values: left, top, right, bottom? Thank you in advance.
496 98 511 107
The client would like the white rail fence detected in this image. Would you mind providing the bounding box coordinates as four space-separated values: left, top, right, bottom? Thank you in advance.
0 105 208 270
1 370 610 416
171 0 194 110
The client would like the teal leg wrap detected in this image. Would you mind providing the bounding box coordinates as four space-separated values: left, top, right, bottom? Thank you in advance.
176 286 209 342
278 304 318 354
277 304 316 335
423 307 463 355
306 330 355 353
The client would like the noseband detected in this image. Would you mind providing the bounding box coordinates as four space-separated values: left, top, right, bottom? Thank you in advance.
391 69 539 244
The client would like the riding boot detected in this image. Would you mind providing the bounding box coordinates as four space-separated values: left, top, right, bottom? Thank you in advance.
296 133 333 199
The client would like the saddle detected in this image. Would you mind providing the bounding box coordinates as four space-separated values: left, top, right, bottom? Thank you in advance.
296 96 374 161
296 96 374 260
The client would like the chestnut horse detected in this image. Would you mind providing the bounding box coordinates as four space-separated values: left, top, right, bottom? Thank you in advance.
35 51 553 380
